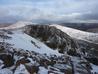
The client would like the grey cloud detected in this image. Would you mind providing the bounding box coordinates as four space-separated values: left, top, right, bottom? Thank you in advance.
0 0 98 23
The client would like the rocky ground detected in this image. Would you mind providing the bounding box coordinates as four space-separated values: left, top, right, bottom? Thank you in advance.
0 25 97 74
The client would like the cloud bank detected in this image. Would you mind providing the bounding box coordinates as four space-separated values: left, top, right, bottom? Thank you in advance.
0 0 98 23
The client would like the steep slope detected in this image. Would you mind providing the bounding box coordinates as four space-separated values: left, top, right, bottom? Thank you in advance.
24 25 79 55
0 30 61 56
51 25 98 44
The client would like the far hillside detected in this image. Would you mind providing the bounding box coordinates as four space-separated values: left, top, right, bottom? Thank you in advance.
0 23 12 28
60 23 98 33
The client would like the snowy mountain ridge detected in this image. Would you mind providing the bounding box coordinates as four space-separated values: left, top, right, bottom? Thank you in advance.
0 23 98 74
51 24 98 44
1 21 98 44
0 21 33 30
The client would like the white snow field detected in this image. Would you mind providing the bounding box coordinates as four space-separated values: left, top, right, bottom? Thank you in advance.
6 31 62 56
51 24 98 44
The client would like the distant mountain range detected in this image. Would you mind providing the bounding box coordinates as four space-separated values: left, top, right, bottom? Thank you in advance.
1 22 98 33
60 23 98 32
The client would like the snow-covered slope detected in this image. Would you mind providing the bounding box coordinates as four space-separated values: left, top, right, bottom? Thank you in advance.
6 31 61 56
1 21 98 44
0 21 33 30
0 24 98 74
51 24 98 44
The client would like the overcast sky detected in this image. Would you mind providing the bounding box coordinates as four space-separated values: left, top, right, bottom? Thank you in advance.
0 0 97 23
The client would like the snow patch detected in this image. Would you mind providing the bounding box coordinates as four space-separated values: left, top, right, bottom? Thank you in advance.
0 68 13 74
91 64 98 73
14 64 30 74
38 67 48 74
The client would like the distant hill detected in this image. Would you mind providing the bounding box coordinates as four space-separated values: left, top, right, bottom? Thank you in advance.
87 28 98 33
60 23 98 32
0 23 12 28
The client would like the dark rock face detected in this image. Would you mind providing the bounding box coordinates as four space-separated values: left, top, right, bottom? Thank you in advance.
25 65 39 74
85 57 98 65
77 40 98 65
15 58 30 66
24 25 78 54
0 54 14 68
